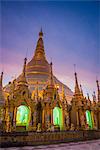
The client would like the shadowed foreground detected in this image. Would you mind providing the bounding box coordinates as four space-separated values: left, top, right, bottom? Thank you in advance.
1 139 100 150
0 130 100 148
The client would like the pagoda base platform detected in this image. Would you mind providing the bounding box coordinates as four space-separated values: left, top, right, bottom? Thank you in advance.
0 130 100 148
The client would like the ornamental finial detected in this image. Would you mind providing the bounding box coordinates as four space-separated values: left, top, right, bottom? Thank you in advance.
39 28 43 37
0 72 3 87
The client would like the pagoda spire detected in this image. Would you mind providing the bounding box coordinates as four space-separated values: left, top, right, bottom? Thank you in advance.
49 62 54 86
39 28 43 38
87 93 91 106
74 64 80 95
74 72 80 95
87 93 90 100
0 72 3 88
96 79 100 102
17 58 27 86
92 91 96 103
23 57 27 77
0 72 4 105
33 29 46 60
80 84 83 97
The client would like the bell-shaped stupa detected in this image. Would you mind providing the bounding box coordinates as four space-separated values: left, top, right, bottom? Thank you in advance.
26 30 73 101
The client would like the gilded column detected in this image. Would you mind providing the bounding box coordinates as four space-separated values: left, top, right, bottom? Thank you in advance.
13 107 17 128
33 107 37 130
51 109 53 124
76 109 79 128
42 108 45 124
62 109 65 130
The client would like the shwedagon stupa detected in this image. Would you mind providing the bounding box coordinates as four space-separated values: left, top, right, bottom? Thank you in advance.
5 29 73 101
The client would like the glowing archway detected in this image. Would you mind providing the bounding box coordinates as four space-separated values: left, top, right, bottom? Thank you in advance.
16 105 30 127
86 110 93 129
53 107 63 129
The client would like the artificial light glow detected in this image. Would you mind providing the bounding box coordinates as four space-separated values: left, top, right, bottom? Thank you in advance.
86 110 93 129
55 84 59 89
53 107 63 129
16 105 30 126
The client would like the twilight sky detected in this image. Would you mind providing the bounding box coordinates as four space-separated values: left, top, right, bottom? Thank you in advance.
0 1 100 99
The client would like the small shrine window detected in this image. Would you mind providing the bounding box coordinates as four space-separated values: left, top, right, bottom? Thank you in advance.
53 107 63 129
86 110 93 129
16 105 30 127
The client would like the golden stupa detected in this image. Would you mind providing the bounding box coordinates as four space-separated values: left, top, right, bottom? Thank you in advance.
4 30 73 101
26 29 73 100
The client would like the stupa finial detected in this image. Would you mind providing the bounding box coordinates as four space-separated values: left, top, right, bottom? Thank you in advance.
23 57 27 76
0 72 3 87
49 61 54 86
17 58 27 86
74 64 80 94
39 27 43 38
87 93 90 100
96 79 100 102
92 91 96 102
80 84 83 96
33 29 45 60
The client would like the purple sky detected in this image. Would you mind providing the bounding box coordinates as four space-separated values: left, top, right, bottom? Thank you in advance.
0 1 100 99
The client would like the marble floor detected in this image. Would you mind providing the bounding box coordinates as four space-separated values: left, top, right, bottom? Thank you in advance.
1 139 100 150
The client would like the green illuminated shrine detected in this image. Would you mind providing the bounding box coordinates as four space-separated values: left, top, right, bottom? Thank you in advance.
16 105 30 127
86 110 93 129
53 107 63 129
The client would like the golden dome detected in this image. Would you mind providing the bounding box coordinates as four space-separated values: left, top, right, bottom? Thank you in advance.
25 30 73 102
26 30 50 89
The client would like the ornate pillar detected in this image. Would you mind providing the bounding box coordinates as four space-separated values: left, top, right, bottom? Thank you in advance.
13 106 17 128
94 111 98 129
76 108 80 128
42 108 45 124
51 108 53 124
91 111 94 128
30 106 33 126
98 110 100 129
33 107 37 130
80 110 86 129
62 108 65 130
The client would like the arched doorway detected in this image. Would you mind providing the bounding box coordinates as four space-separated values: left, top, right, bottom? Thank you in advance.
16 105 30 128
86 110 93 129
53 107 63 129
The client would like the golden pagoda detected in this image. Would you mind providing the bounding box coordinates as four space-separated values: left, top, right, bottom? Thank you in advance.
25 29 73 101
1 30 100 133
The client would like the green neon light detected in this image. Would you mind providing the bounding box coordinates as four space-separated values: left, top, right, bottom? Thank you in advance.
53 107 63 129
86 110 93 129
53 107 59 125
16 105 30 127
